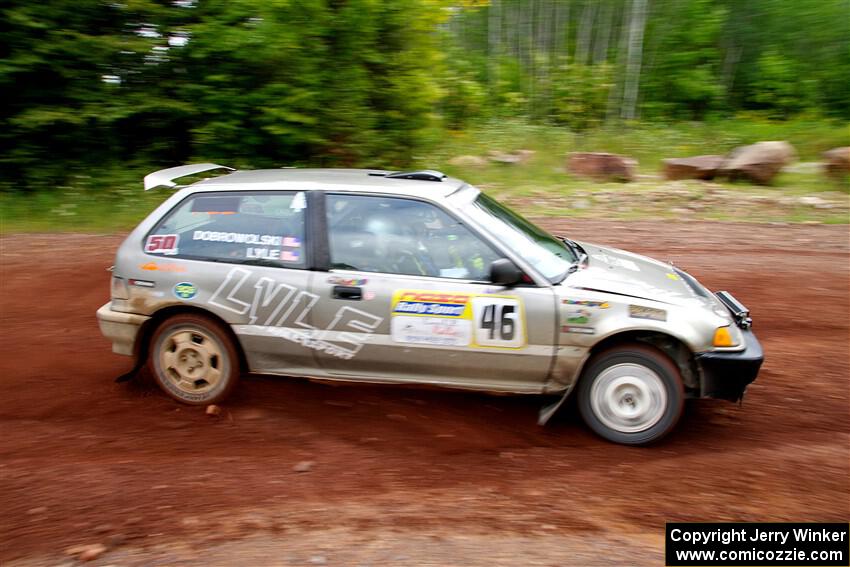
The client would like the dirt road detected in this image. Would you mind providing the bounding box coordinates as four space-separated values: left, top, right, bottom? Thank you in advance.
1 220 848 566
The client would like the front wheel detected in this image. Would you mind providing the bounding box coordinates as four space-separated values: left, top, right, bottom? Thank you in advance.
147 314 240 405
577 344 684 445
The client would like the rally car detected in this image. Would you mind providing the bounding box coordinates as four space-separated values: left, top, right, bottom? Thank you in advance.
97 164 763 444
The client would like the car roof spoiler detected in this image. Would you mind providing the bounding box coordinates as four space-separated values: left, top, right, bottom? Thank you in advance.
143 163 234 191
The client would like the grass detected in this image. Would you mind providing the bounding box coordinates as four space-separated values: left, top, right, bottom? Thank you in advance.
1 118 847 234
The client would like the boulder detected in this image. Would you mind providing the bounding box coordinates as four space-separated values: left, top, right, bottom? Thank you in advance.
822 147 850 179
487 149 535 165
447 155 488 168
720 141 797 185
566 152 637 182
661 155 724 181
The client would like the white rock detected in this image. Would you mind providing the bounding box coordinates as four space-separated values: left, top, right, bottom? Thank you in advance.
798 196 827 206
78 543 106 561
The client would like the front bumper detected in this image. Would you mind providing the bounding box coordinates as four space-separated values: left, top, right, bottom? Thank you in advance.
696 329 764 401
96 302 149 356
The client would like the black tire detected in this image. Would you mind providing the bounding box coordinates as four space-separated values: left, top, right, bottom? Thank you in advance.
147 313 240 405
577 343 684 445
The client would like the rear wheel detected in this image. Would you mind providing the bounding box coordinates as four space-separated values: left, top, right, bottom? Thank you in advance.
577 344 684 445
147 314 239 405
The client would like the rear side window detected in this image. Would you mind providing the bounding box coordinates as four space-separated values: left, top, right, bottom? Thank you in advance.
145 191 307 268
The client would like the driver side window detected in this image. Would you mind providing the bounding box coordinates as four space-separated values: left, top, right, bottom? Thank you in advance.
326 194 500 280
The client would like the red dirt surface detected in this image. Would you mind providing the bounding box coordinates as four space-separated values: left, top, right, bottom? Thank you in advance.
1 220 848 565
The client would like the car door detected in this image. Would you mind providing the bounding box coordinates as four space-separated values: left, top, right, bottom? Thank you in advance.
307 193 558 393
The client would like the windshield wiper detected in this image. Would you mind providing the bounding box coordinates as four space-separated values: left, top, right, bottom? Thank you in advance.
554 237 587 283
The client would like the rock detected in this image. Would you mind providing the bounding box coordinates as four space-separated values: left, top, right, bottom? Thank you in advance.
488 149 536 165
571 199 591 210
236 408 266 420
181 516 202 528
26 506 48 515
67 544 107 561
798 196 825 206
783 161 821 174
661 155 724 180
65 545 89 556
797 195 834 209
293 460 315 473
566 152 637 182
720 141 797 185
309 555 328 565
205 404 221 416
447 155 488 167
823 147 850 179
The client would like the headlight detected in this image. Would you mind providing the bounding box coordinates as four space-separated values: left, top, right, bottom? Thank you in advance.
713 325 742 348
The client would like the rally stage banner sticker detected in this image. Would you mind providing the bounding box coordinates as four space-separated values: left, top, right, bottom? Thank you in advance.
390 290 526 349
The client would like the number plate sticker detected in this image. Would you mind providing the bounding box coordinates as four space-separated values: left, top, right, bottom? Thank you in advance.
390 290 525 349
471 296 525 348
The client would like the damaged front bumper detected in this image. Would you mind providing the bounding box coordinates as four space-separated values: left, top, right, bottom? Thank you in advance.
96 302 149 356
696 328 764 402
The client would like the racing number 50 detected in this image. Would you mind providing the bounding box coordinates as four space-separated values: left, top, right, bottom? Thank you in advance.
472 297 524 348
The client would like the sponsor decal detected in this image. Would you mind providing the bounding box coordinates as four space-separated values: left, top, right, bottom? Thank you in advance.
244 247 301 262
128 279 155 288
591 253 640 272
363 290 376 301
390 290 526 349
280 249 300 263
562 299 609 309
209 267 381 359
666 272 681 281
392 290 471 318
391 317 472 347
328 276 368 286
628 304 667 321
174 282 198 300
139 262 186 273
565 308 591 324
193 231 290 246
562 325 595 335
145 234 179 255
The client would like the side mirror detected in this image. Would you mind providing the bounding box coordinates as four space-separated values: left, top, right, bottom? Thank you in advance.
489 258 524 286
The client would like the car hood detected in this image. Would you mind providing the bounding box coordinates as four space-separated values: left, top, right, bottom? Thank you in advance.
560 241 707 307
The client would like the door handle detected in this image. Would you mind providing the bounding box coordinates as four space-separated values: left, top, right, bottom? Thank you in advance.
332 285 362 300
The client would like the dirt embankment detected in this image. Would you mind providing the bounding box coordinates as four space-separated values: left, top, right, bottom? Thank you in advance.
1 221 848 566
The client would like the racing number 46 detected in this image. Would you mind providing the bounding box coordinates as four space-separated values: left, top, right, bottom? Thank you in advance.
480 304 516 341
472 297 524 348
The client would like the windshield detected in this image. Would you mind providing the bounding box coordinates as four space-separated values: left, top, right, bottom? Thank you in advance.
464 192 575 282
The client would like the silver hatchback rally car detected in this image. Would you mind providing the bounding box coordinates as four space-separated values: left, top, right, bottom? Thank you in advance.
97 164 763 444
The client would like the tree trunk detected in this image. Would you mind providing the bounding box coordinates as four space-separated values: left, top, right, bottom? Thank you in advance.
575 1 597 66
621 0 647 119
593 0 614 65
606 0 630 122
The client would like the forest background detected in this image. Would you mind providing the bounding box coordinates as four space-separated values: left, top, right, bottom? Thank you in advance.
2 0 848 230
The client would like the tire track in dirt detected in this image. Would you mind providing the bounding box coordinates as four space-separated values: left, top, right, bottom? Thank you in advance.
1 221 847 564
